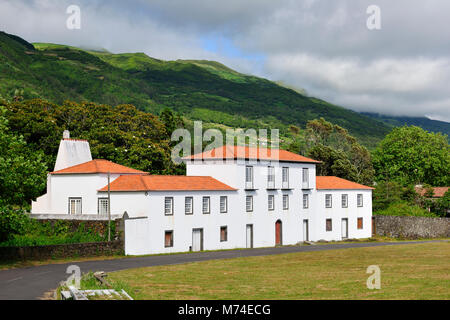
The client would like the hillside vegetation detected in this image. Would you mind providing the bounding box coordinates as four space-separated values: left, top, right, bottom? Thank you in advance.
0 31 392 148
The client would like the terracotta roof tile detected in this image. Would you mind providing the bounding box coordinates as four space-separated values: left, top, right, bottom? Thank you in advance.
98 175 237 192
415 186 449 198
316 176 374 190
186 145 320 163
51 159 146 175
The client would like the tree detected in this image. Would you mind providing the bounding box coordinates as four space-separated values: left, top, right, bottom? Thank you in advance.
435 190 450 217
303 118 374 185
373 126 450 186
0 106 47 207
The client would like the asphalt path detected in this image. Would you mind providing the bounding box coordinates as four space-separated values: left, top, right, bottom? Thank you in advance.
0 240 445 300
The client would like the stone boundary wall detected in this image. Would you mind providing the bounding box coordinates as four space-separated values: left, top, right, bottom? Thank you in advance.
0 240 124 261
374 215 450 239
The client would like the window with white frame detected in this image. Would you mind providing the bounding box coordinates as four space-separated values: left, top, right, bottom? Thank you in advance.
246 196 253 212
164 197 173 215
342 194 348 208
325 194 332 208
303 194 309 209
268 195 275 211
267 166 275 189
245 166 254 189
69 197 82 215
357 194 363 207
202 197 210 214
282 167 289 188
283 194 289 210
185 197 193 215
220 196 228 213
98 198 108 216
302 168 309 187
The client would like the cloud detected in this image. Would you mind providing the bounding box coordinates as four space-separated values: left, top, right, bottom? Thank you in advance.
0 0 449 121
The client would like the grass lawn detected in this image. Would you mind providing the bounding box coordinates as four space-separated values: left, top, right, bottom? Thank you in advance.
106 242 449 300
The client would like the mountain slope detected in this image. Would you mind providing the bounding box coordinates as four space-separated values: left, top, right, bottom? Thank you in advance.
361 112 450 138
0 31 392 147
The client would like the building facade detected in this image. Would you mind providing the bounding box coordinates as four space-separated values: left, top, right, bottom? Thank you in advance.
32 137 373 255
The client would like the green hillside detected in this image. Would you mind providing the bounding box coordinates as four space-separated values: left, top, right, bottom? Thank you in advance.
0 31 392 147
362 112 450 138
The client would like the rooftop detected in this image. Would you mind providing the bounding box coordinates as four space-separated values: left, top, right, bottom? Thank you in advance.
316 176 374 190
51 159 146 175
415 186 449 198
186 145 321 163
98 175 237 192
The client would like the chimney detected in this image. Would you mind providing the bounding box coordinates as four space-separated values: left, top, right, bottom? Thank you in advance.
54 131 92 171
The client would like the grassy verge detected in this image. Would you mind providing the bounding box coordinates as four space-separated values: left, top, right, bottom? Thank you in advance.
104 242 449 300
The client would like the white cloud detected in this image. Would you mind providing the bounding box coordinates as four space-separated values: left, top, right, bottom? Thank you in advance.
0 0 449 121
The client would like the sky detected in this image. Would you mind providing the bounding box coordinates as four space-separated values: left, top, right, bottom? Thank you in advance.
0 0 449 122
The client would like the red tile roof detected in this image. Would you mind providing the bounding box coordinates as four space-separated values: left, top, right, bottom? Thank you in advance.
51 159 146 175
415 186 449 198
186 145 320 163
316 176 374 190
98 175 237 192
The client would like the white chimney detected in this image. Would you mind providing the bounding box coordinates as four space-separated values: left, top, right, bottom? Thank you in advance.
54 131 92 171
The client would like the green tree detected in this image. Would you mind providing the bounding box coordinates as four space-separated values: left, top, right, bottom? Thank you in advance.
303 118 374 185
373 126 450 186
0 105 47 207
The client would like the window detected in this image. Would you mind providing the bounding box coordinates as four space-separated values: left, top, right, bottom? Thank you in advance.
267 166 275 188
283 194 289 210
164 197 173 215
326 219 332 232
357 218 363 229
245 166 254 189
220 226 228 242
268 195 275 211
68 197 82 215
202 197 210 214
164 231 173 247
325 194 332 208
246 196 253 212
282 167 289 188
357 194 364 207
342 194 348 208
302 168 309 187
220 196 228 213
303 194 309 209
98 198 108 216
185 197 193 215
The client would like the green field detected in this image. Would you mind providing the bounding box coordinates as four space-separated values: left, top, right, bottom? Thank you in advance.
105 242 449 300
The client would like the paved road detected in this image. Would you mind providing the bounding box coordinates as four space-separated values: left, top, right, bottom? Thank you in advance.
0 240 445 300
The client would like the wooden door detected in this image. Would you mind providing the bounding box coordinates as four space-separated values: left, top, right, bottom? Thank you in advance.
275 220 282 246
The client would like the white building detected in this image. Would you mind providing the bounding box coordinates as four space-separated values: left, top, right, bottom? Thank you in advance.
32 137 373 255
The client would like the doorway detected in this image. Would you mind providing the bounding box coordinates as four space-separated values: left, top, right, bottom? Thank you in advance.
303 219 309 242
341 218 348 239
246 224 253 248
192 228 203 251
275 220 282 246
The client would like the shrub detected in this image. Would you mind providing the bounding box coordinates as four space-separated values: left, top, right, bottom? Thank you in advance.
374 201 438 217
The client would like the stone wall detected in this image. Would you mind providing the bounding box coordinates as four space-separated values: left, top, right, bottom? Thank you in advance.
374 215 450 239
0 240 124 261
